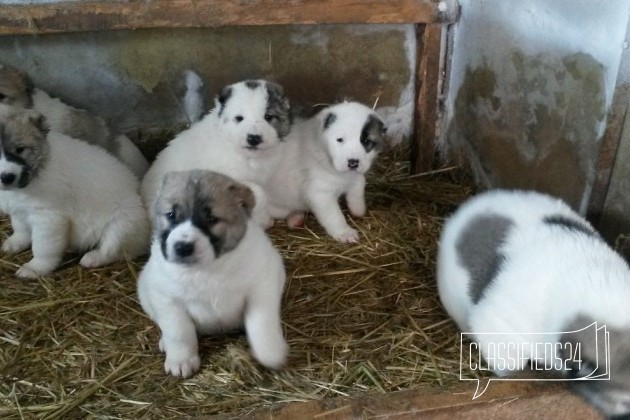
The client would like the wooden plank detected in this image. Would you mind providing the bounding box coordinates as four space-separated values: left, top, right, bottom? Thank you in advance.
210 382 601 419
587 22 630 224
0 0 459 35
412 23 443 173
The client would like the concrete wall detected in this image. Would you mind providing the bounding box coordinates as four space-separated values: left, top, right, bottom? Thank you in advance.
442 0 630 214
0 24 415 156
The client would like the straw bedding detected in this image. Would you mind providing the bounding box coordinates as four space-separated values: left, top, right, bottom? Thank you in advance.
0 145 477 418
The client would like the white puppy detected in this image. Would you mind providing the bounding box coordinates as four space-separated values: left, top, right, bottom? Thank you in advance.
141 79 292 228
138 170 288 378
437 189 630 417
0 63 149 178
0 106 150 278
266 102 387 243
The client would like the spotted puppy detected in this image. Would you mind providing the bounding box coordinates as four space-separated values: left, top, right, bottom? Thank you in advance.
138 170 288 378
0 63 148 178
437 189 630 417
0 106 150 278
266 101 387 243
141 79 291 228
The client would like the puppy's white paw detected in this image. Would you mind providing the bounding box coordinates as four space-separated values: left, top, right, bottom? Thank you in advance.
348 201 366 218
16 260 54 279
252 339 288 370
80 250 112 268
164 354 201 378
286 212 305 229
2 234 31 254
333 227 359 243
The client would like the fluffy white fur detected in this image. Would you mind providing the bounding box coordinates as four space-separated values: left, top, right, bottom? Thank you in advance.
141 80 287 228
32 89 149 178
266 102 385 243
138 212 287 378
437 189 630 414
0 118 150 279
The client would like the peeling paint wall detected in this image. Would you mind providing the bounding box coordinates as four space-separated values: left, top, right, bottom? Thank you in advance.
0 24 415 152
443 0 630 213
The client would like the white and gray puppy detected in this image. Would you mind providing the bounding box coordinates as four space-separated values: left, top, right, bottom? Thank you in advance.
437 189 630 417
141 79 292 228
0 106 150 278
266 101 387 243
138 170 288 378
0 64 149 178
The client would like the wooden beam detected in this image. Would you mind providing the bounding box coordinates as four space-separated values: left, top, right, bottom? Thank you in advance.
212 382 601 419
587 14 630 224
412 23 443 173
0 0 459 35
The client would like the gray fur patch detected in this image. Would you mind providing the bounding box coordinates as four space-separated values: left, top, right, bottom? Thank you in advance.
360 114 387 153
323 112 337 129
217 86 233 117
245 80 260 90
264 81 292 139
456 214 513 304
543 214 599 238
154 170 254 259
0 109 50 187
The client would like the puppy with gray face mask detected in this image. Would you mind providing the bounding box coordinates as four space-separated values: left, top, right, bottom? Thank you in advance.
137 170 288 378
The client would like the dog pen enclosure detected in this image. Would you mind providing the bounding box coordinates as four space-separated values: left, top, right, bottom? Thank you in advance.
1 0 628 418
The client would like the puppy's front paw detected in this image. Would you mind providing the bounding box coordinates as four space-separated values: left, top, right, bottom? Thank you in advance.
2 234 31 254
286 212 305 229
164 354 201 378
252 339 288 370
80 249 114 268
333 226 359 243
16 260 54 279
348 201 366 218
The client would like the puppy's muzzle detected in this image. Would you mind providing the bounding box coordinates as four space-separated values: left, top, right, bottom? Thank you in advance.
347 159 360 170
246 134 263 149
174 241 195 258
0 172 17 187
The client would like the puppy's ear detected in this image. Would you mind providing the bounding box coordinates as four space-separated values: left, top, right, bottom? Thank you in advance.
323 112 336 130
228 183 255 217
17 67 35 101
27 112 49 137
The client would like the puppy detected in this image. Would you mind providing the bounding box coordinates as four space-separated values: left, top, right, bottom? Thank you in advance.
0 63 149 178
437 189 630 417
141 79 291 229
265 101 387 243
137 170 288 378
0 106 150 278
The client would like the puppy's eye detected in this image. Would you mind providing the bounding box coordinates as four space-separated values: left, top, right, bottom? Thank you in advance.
235 115 244 123
362 139 374 147
165 211 176 221
264 113 276 122
207 215 219 225
0 93 6 101
336 138 344 143
15 147 26 154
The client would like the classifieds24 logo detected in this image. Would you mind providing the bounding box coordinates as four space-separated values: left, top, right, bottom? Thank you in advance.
460 322 610 399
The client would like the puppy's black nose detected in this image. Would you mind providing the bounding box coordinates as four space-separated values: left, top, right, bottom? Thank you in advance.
174 241 195 258
0 173 16 185
247 134 262 147
348 159 359 170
